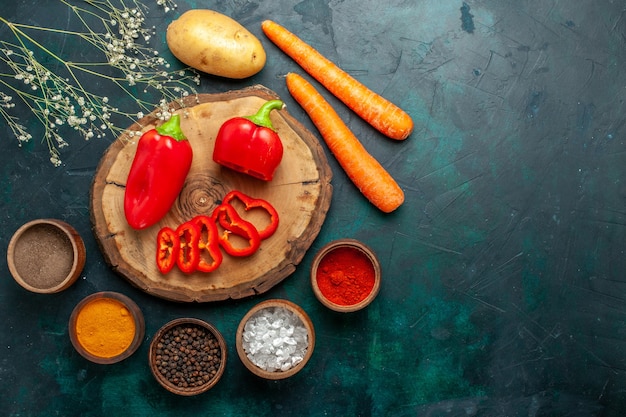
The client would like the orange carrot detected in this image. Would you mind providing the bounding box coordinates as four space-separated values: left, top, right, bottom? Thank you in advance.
262 20 413 141
286 72 404 213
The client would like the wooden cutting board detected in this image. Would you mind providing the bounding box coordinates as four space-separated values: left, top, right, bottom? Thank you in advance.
90 85 333 302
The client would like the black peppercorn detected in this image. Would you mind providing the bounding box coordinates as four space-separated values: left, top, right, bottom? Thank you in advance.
154 323 222 389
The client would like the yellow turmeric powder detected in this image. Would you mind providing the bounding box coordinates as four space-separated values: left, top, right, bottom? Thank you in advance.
74 297 136 358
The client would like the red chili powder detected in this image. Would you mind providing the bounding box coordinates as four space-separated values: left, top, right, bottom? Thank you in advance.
316 246 375 306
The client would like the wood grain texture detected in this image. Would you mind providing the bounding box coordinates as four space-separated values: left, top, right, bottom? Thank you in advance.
90 85 332 302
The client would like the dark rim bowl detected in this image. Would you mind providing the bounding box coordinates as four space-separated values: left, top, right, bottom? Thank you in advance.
7 218 86 293
310 239 381 312
236 299 315 380
69 291 145 364
149 317 227 396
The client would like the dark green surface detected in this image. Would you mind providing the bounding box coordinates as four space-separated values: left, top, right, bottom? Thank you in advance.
1 1 625 416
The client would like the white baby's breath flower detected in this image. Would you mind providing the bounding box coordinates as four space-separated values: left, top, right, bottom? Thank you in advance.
1 0 194 165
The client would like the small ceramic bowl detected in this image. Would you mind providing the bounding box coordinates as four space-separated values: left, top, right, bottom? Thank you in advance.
7 219 86 294
149 318 227 396
236 299 315 380
310 239 381 313
69 292 145 364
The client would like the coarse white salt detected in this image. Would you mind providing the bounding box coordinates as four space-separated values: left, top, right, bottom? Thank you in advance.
242 306 308 372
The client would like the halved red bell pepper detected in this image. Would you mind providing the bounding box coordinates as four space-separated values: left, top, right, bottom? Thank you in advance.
156 226 179 274
191 215 223 273
124 114 193 230
212 100 284 181
212 203 261 257
222 190 279 240
176 221 200 273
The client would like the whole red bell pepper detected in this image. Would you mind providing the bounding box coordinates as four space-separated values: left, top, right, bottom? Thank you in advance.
212 100 284 181
212 203 261 257
156 226 180 274
191 215 223 273
124 114 193 230
176 221 200 273
222 190 279 240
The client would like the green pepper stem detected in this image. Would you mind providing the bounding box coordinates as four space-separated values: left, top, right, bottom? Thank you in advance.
156 114 187 141
244 100 284 131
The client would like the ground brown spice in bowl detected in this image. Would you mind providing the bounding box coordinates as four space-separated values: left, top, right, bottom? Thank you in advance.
13 223 74 289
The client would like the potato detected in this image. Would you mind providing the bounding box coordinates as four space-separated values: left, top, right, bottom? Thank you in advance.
166 10 266 79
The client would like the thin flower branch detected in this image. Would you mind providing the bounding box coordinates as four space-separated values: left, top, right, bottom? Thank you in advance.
0 0 197 166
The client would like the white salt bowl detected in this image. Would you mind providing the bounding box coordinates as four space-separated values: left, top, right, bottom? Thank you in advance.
235 299 315 380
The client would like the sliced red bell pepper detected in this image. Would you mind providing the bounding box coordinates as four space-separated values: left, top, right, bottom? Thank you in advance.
176 221 201 273
156 226 179 274
222 190 279 240
191 215 223 273
212 203 261 257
